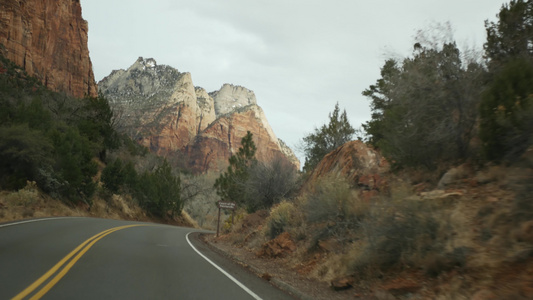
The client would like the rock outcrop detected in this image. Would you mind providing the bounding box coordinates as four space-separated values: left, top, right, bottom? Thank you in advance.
210 83 257 115
0 0 97 98
306 141 389 200
99 58 300 172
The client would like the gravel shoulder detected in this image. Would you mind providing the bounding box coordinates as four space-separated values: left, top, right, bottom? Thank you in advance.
198 233 366 300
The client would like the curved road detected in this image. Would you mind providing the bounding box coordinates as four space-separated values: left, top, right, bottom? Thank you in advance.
0 218 294 299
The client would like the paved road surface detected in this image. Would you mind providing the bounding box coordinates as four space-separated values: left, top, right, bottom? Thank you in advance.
0 217 294 299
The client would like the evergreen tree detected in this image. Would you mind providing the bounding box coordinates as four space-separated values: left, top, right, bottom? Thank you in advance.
485 0 533 70
134 160 182 218
0 125 53 190
101 158 125 194
480 58 533 161
302 103 355 172
77 94 119 161
214 131 257 210
363 41 483 169
480 0 533 161
50 126 98 202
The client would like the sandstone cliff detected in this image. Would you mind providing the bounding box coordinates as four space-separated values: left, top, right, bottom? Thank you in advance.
99 58 300 172
100 57 211 153
186 104 299 172
0 0 97 98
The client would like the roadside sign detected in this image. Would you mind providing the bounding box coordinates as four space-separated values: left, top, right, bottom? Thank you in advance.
218 201 236 210
216 201 237 237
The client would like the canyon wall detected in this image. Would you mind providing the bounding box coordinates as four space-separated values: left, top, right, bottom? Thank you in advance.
0 0 97 98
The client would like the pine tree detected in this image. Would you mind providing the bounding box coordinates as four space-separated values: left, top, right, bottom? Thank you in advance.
480 0 533 161
362 41 483 169
484 0 533 70
214 131 257 209
480 58 533 161
302 103 355 172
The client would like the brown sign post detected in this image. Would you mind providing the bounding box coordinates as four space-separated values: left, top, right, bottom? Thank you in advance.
216 201 236 237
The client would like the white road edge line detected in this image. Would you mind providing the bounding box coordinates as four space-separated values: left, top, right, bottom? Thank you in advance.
0 217 77 228
186 232 263 300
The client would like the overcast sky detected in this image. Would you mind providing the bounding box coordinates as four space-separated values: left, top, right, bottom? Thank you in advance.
82 0 506 163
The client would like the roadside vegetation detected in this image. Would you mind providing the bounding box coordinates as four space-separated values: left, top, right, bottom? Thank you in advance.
300 103 355 173
0 51 186 224
210 1 533 299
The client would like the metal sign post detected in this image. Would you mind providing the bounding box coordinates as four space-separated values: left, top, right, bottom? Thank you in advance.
216 201 236 237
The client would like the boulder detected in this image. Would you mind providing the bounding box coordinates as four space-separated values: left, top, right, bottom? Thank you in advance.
306 141 389 199
257 232 296 258
437 164 473 189
330 276 354 291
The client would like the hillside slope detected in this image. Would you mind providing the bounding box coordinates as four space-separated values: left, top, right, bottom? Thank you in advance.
211 141 533 299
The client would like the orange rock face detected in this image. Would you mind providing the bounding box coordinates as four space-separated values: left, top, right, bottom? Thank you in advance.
306 141 389 200
256 232 296 258
100 58 300 173
138 103 199 154
0 0 97 98
186 105 298 173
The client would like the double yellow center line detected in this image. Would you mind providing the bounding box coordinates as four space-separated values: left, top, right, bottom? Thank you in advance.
12 224 143 300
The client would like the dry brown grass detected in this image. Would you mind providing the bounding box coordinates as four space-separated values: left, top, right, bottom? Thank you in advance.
0 181 193 226
0 182 87 222
182 210 200 229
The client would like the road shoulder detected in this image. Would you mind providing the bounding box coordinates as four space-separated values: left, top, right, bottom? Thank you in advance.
191 232 357 300
187 232 297 300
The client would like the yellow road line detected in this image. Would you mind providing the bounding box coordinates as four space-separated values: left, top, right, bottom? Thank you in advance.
12 224 143 300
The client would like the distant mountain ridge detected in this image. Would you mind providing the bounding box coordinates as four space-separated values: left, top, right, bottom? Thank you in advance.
99 57 300 172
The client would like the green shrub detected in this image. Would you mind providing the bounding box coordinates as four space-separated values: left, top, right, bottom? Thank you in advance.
0 51 120 206
0 124 53 190
267 201 295 239
101 158 138 194
101 158 125 194
350 198 444 277
304 176 367 245
134 160 182 218
363 41 483 170
480 58 533 162
245 156 299 212
50 126 98 203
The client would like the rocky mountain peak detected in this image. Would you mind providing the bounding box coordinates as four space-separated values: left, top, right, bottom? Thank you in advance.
131 57 158 71
210 83 258 115
99 57 300 172
99 57 181 103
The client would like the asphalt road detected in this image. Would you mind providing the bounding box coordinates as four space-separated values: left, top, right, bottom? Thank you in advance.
0 217 294 299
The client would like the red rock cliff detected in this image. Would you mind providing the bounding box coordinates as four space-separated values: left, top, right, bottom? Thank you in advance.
186 105 300 173
0 0 97 98
99 59 300 173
